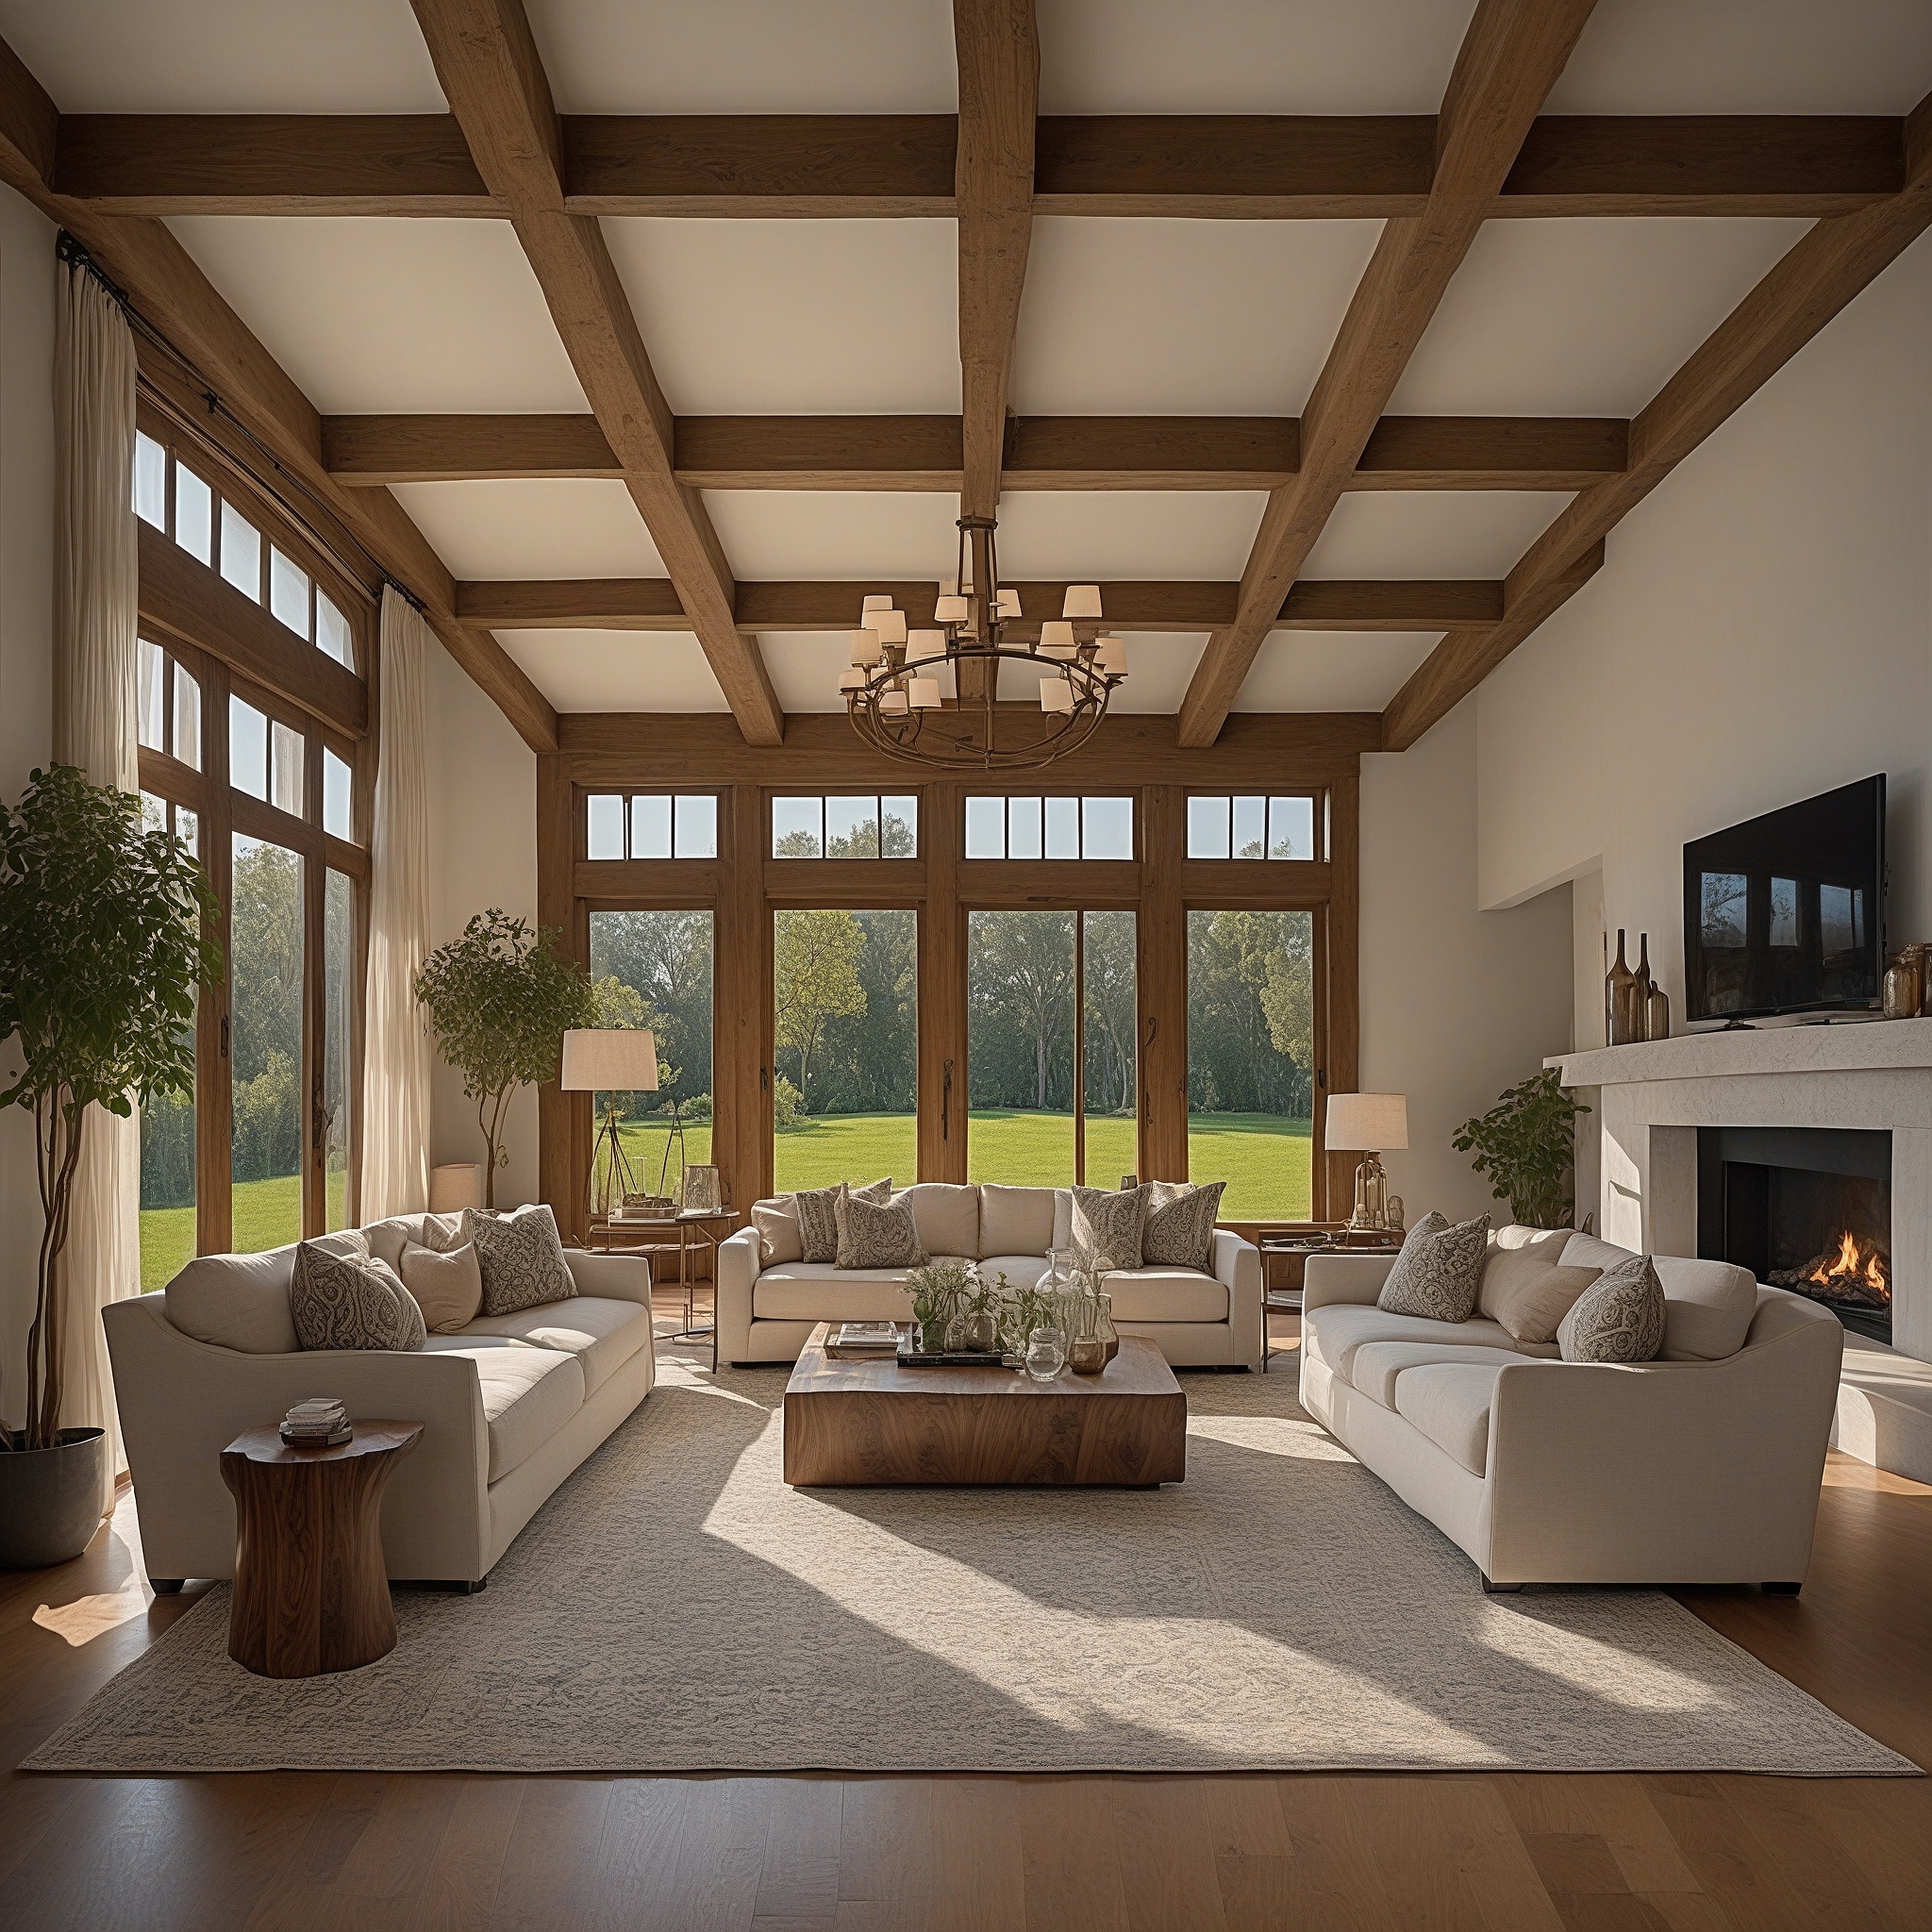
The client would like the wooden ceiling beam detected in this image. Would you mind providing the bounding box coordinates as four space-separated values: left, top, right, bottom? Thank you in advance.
453 575 1502 634
328 410 1623 491
408 0 784 745
1176 0 1600 748
46 111 1903 219
1383 87 1932 752
0 34 557 753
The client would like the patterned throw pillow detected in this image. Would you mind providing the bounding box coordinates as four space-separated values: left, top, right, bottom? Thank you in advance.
1375 1211 1490 1323
1071 1184 1148 1272
290 1233 426 1352
1141 1180 1225 1271
1558 1255 1667 1363
454 1203 576 1316
796 1177 890 1264
833 1186 928 1270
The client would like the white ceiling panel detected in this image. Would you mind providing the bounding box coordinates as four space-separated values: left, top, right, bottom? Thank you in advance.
1301 492 1571 579
498 630 726 714
993 492 1268 580
759 633 864 714
1039 0 1476 113
390 481 665 580
604 220 959 414
164 218 589 416
0 0 446 111
527 0 958 112
1235 631 1441 713
1096 633 1209 714
1013 218 1382 416
705 491 963 580
1391 218 1810 418
1547 0 1932 114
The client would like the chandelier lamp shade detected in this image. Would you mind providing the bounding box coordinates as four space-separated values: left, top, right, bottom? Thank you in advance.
841 513 1128 770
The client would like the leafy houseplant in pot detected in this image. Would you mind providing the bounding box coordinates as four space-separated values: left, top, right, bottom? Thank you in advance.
414 909 600 1208
0 766 221 1568
1453 1066 1592 1229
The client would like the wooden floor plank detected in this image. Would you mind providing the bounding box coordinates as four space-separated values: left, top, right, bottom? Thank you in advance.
755 1775 843 1924
927 1776 1024 1932
417 1780 525 1932
486 1778 612 1932
840 1775 933 1904
1018 1777 1129 1932
1110 1777 1230 1932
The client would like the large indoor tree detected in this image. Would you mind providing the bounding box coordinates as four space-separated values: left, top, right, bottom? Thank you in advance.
0 765 221 1450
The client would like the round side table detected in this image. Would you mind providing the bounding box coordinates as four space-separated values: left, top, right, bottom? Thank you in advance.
220 1420 423 1678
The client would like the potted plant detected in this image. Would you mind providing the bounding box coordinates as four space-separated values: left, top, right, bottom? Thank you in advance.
0 766 220 1568
905 1257 974 1354
1452 1067 1591 1228
414 909 599 1208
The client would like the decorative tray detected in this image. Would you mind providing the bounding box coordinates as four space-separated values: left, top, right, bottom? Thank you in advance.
894 1346 1008 1368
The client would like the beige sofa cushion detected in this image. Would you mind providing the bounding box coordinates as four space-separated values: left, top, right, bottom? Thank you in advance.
898 1182 979 1260
399 1239 484 1334
1560 1234 1757 1361
978 1184 1057 1258
1101 1267 1226 1324
463 1295 653 1397
753 1265 917 1324
1479 1249 1601 1346
1347 1341 1528 1410
165 1246 301 1355
425 1339 585 1482
751 1196 804 1266
1393 1361 1511 1476
1302 1303 1555 1386
976 1255 1052 1291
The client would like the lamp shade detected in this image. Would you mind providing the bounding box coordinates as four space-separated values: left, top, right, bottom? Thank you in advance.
1062 583 1103 619
861 592 894 613
850 627 883 665
908 675 941 709
429 1162 484 1212
1324 1091 1407 1151
995 587 1022 618
1039 676 1074 713
561 1028 659 1093
871 608 908 645
907 627 945 656
1039 619 1077 659
934 593 970 624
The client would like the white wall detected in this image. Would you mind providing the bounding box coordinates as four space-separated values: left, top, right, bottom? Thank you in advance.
0 189 58 1416
1475 227 1932 1053
424 635 541 1207
1359 696 1576 1225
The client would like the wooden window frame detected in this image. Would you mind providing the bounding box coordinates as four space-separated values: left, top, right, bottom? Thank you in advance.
542 756 1359 1247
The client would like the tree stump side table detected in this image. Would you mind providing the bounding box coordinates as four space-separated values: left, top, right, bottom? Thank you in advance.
220 1421 423 1678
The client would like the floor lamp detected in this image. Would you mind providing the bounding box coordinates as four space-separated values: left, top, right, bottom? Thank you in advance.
561 1028 659 1221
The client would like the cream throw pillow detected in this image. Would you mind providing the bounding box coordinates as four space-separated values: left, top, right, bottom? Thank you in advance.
1478 1248 1601 1346
399 1239 484 1334
752 1196 806 1267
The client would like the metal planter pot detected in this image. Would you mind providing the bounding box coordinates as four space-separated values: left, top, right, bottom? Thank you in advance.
0 1426 108 1569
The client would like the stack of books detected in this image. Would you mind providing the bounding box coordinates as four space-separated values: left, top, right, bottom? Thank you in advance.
827 1322 903 1358
280 1398 351 1448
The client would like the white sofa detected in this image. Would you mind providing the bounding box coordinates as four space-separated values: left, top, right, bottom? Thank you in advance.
1300 1227 1843 1591
104 1215 656 1591
718 1180 1263 1369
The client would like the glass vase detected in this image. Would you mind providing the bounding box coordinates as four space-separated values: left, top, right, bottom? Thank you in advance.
1024 1327 1066 1382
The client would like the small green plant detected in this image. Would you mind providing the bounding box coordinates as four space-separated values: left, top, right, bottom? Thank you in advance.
906 1257 974 1343
0 767 222 1448
415 909 599 1206
772 1074 804 1130
1452 1067 1591 1228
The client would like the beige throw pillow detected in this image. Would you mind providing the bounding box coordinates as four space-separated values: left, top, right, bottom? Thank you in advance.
796 1177 890 1263
834 1185 927 1270
751 1196 806 1267
399 1239 484 1333
1478 1248 1601 1346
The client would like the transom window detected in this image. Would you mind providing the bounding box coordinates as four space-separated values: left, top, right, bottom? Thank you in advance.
772 794 918 858
1187 794 1318 860
134 428 355 669
136 638 202 771
586 791 719 860
964 794 1133 860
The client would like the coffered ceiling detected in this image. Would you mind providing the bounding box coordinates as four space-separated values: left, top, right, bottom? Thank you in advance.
0 0 1927 754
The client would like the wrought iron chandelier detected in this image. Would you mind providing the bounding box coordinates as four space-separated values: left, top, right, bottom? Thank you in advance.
840 514 1127 771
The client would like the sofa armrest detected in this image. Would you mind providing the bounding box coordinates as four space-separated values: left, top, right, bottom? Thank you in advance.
1210 1229 1265 1369
564 1248 653 1305
716 1225 761 1364
1481 1309 1843 1585
1303 1254 1395 1310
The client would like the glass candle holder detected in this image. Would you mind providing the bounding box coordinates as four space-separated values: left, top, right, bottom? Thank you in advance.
1024 1327 1066 1382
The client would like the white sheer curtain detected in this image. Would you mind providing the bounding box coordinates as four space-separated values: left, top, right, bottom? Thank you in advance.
358 587 435 1221
53 258 140 1509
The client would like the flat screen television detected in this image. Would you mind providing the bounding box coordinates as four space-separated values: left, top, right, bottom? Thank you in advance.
1683 775 1885 1024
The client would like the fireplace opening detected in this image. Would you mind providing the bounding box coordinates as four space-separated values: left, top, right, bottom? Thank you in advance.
1696 1125 1890 1343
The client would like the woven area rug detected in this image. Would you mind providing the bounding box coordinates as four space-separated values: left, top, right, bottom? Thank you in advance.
26 1345 1917 1776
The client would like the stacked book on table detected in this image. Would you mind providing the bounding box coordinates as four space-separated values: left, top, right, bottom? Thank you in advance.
280 1398 351 1448
826 1322 903 1358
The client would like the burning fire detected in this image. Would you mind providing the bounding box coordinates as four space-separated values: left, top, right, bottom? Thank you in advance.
1803 1229 1889 1305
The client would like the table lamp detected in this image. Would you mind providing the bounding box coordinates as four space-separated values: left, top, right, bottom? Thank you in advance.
561 1028 658 1220
1324 1092 1407 1232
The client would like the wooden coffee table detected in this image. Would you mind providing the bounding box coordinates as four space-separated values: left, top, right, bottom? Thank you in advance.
783 1325 1186 1488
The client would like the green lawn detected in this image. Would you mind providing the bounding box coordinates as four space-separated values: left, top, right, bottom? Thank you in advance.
141 1111 1310 1288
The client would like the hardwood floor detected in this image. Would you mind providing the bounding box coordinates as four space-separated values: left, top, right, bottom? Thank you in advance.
4 1306 1930 1931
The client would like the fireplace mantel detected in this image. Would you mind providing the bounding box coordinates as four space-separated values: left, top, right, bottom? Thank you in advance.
1550 1015 1932 1090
